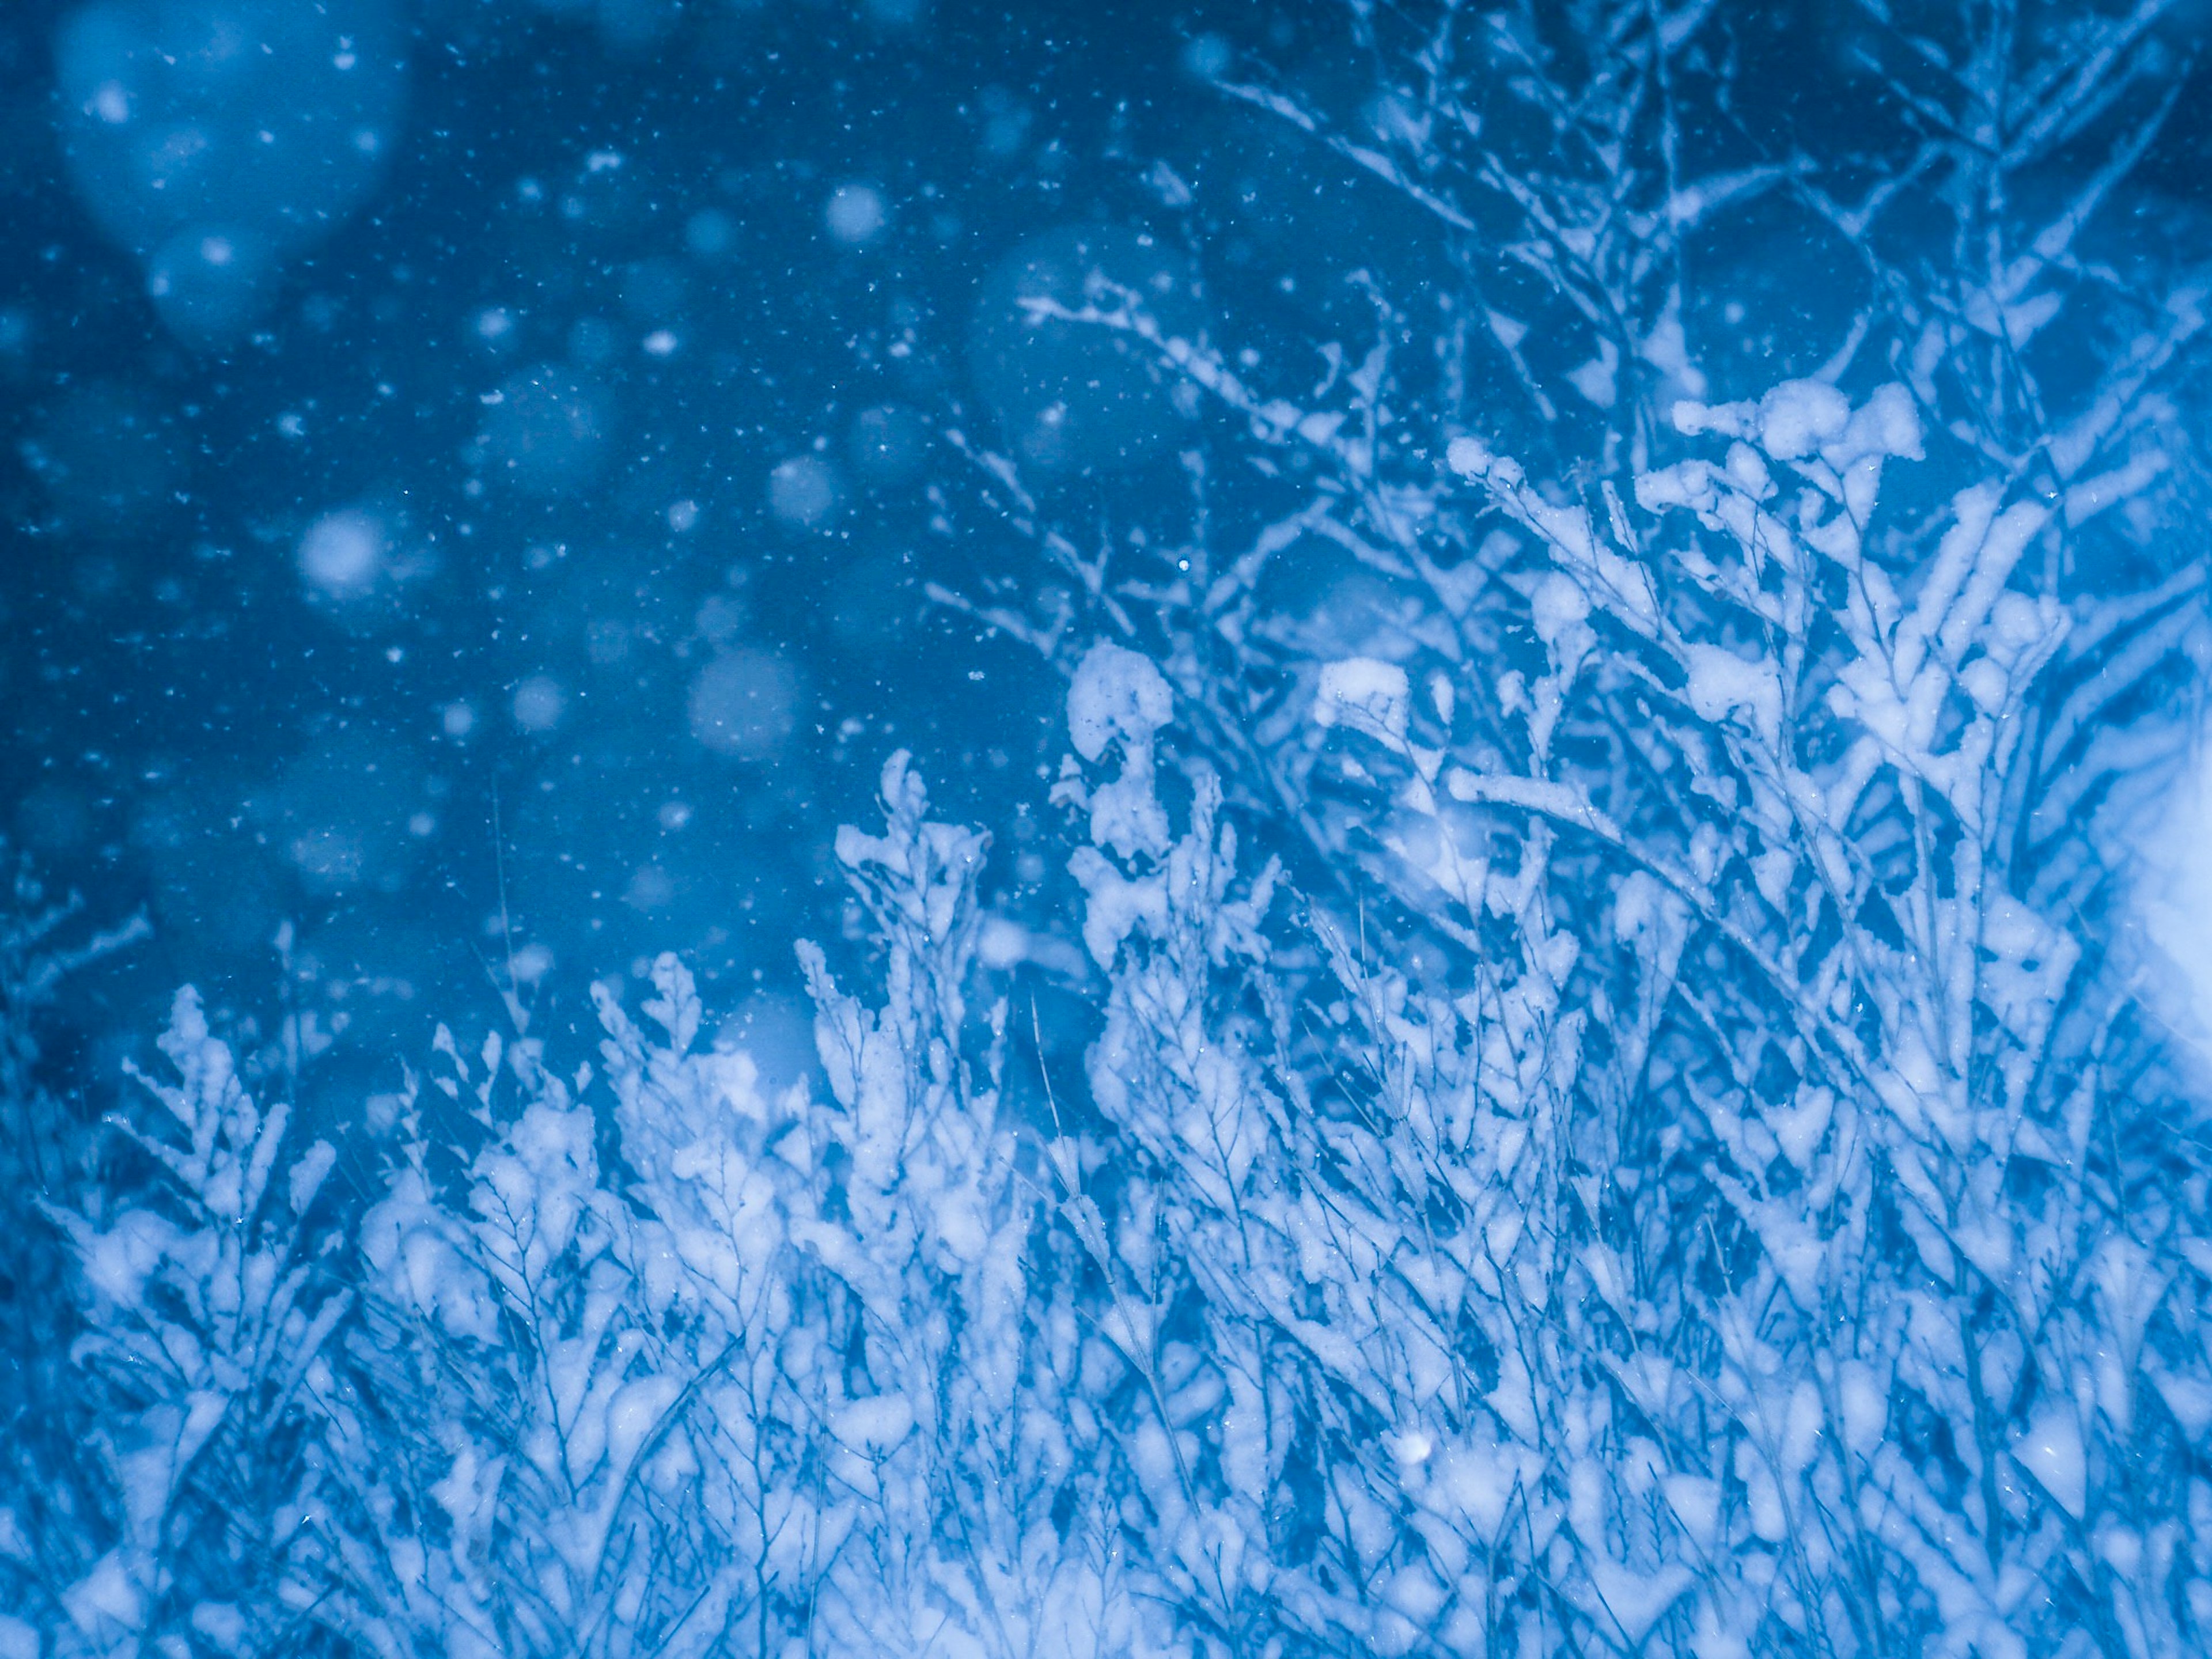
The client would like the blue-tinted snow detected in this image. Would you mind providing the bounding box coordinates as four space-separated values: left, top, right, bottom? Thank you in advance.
5 2 2212 1655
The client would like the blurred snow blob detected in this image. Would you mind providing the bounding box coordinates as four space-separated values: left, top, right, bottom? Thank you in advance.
685 207 736 258
15 782 93 858
507 941 555 985
52 0 408 350
825 544 917 650
592 0 680 52
1181 33 1232 78
251 729 427 897
620 256 688 324
824 181 889 247
483 367 613 495
144 225 281 350
688 649 800 762
511 676 567 734
297 507 385 601
968 222 1203 474
23 381 182 535
623 863 676 912
767 454 843 529
0 309 32 382
134 786 285 959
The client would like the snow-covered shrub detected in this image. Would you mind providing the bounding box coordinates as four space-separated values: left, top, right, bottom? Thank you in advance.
934 2 2212 1654
306 755 1153 1659
0 860 150 1657
1030 384 2212 1653
14 4 2212 1658
315 987 824 1659
35 988 347 1659
795 753 1143 1659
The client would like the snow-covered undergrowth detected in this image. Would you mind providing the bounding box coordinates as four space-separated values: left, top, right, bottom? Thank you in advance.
10 2 2212 1656
7 378 2212 1656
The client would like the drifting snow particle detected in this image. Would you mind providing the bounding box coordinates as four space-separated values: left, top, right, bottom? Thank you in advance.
825 182 889 247
621 257 688 322
483 365 611 494
1181 33 1231 78
143 226 279 351
567 319 617 366
510 676 566 733
585 619 631 666
596 0 680 50
624 864 675 911
850 403 927 484
978 87 1030 158
15 782 92 855
767 454 843 528
685 207 736 257
642 328 678 357
695 593 746 646
442 701 476 738
688 650 799 761
509 942 554 984
666 498 699 532
297 509 384 600
255 732 426 898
